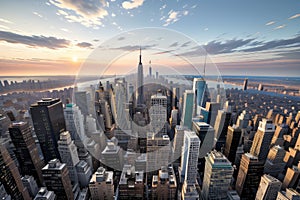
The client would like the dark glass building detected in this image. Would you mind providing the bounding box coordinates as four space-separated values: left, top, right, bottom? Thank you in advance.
8 121 45 185
30 98 66 162
0 139 31 200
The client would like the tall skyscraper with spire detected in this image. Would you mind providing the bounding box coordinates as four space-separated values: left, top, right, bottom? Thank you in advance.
137 47 144 105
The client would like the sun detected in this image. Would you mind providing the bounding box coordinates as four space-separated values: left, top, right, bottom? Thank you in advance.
72 56 78 62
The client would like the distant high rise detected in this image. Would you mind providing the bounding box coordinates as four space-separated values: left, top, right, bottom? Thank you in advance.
193 77 206 113
64 103 86 145
192 121 215 158
255 174 282 200
8 122 44 185
172 125 186 161
150 91 167 134
181 90 194 129
0 140 31 200
172 87 180 109
57 131 80 185
42 159 74 200
30 98 66 162
235 153 264 199
250 118 275 160
149 61 152 77
180 131 201 199
89 167 114 200
205 102 221 127
156 71 159 79
243 78 248 90
224 125 242 163
74 91 90 116
202 150 234 200
214 110 232 151
137 47 144 105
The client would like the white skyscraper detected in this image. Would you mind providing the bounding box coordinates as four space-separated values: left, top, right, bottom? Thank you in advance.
202 150 234 200
58 131 80 184
150 91 167 134
180 131 200 200
64 103 86 145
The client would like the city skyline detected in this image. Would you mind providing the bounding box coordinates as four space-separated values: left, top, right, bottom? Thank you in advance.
0 0 299 76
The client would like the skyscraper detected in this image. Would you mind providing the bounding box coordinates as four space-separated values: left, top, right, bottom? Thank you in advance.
57 131 80 185
250 118 275 160
21 175 39 197
0 139 31 200
8 121 44 185
192 121 215 158
255 174 282 200
42 159 74 200
180 131 200 183
224 125 242 164
235 153 264 199
182 90 194 129
150 91 167 134
64 103 86 145
30 98 66 162
137 47 144 105
243 78 248 91
180 131 201 199
202 150 234 200
214 110 232 151
193 77 206 113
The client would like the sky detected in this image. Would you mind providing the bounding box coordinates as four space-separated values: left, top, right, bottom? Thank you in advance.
0 0 300 77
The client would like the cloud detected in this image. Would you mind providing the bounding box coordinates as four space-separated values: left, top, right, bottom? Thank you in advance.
111 13 116 17
204 28 208 31
265 21 275 26
181 41 191 47
152 50 174 55
289 14 300 20
177 38 255 57
160 4 166 10
110 44 157 51
0 30 70 49
76 42 93 48
274 24 286 30
49 0 108 28
118 37 125 41
33 12 43 18
242 35 300 52
60 28 70 32
0 18 13 24
122 0 145 10
163 10 179 26
169 42 178 47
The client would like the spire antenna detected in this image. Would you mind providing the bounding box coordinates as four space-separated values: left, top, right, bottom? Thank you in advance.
139 46 142 64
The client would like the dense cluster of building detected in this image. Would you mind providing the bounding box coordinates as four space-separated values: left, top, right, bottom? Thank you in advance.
0 51 300 200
